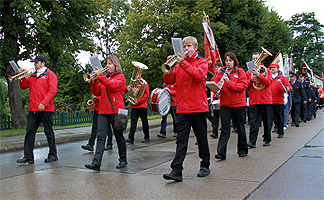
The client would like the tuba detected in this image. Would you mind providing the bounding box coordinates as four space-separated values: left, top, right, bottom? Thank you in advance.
252 47 272 91
161 51 188 74
125 61 148 105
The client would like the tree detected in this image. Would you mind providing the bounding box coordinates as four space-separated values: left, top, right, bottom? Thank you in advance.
0 0 105 128
94 0 130 58
286 12 324 75
211 0 292 68
118 0 226 90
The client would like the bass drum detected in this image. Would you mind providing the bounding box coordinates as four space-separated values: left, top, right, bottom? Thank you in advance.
149 88 171 116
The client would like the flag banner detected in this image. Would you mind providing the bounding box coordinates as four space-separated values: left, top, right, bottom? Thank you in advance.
203 11 222 76
302 58 313 80
283 54 289 77
271 51 284 76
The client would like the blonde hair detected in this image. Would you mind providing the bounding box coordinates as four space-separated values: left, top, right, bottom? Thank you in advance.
183 36 198 48
106 56 123 74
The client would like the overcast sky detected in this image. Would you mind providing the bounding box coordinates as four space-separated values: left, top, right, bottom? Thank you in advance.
264 0 323 24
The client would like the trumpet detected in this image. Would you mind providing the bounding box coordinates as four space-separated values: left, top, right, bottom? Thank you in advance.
162 51 188 74
8 68 35 82
83 67 109 83
87 99 95 112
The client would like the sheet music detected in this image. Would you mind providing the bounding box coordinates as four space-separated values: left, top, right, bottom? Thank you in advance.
246 61 257 73
9 61 21 73
89 55 103 71
171 37 185 56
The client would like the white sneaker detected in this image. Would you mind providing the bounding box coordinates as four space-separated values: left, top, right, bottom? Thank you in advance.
284 125 288 130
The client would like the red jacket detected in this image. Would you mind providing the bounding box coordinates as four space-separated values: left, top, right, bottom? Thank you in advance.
19 68 57 112
90 72 126 114
211 66 248 107
270 73 292 104
130 82 149 109
163 52 208 113
163 83 176 106
94 95 101 111
246 67 273 105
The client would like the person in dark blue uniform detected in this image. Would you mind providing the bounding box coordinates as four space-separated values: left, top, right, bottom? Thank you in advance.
289 73 306 127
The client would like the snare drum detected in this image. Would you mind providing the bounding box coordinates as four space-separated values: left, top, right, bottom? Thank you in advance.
149 88 171 116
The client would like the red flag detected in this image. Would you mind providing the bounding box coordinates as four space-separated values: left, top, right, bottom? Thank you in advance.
203 11 222 76
301 58 307 77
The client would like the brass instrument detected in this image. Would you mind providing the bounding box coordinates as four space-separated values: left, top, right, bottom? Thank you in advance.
87 99 95 112
125 61 148 105
83 67 109 83
8 68 35 82
162 51 188 74
252 47 272 91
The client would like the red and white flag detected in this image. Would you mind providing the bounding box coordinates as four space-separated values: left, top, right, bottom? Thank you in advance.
203 11 222 76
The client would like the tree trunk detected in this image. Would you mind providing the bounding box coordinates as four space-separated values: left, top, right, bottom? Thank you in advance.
2 0 27 129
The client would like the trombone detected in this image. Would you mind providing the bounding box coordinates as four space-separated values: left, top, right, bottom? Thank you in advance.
83 67 109 83
162 51 188 74
8 68 35 82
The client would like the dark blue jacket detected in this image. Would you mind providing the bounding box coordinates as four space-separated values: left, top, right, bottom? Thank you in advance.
290 80 306 104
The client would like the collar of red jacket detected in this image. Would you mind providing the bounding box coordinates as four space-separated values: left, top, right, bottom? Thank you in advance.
184 52 198 61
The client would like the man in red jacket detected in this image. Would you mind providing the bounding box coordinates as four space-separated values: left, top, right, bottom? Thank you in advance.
125 80 150 144
246 53 273 148
163 36 210 182
269 63 292 138
17 55 58 164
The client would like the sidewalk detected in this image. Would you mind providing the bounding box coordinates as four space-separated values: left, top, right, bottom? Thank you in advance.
0 116 167 153
0 111 323 199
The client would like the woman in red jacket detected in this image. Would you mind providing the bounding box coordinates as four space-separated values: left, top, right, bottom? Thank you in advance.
85 56 127 171
212 52 249 160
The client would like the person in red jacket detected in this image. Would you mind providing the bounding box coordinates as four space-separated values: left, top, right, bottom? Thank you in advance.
81 94 114 151
16 55 58 164
163 36 210 182
157 82 177 138
269 63 292 138
246 52 273 148
212 52 249 160
85 56 127 171
125 80 150 144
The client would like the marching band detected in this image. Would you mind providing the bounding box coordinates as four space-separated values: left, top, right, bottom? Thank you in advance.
11 37 323 182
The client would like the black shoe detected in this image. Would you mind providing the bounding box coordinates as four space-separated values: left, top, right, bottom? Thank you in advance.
85 163 100 171
105 144 113 150
211 134 218 139
16 157 34 164
247 142 256 148
81 144 94 151
116 161 128 169
272 129 278 133
142 138 150 143
277 134 284 138
126 138 134 144
197 167 210 177
238 153 247 157
163 171 183 182
215 154 226 160
44 155 58 163
295 124 299 127
263 141 271 146
303 119 307 123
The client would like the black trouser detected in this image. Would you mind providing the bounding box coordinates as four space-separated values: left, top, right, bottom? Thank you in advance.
249 104 272 145
171 112 210 174
88 111 113 147
301 102 308 121
271 104 284 135
212 109 220 136
217 106 248 158
291 102 301 125
308 101 313 119
92 114 126 166
128 107 149 140
24 111 57 160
